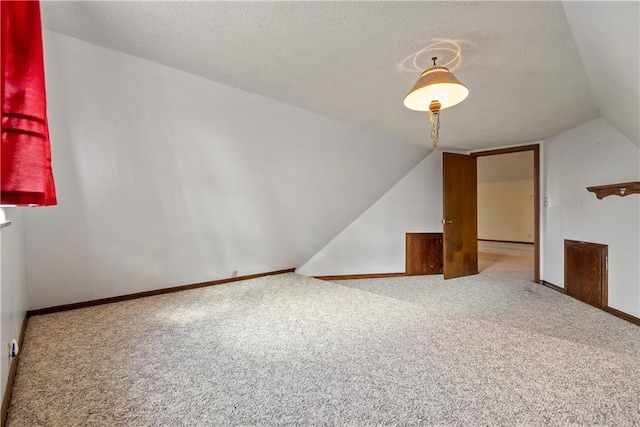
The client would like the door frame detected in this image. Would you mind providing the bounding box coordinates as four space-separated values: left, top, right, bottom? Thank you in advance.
471 144 540 283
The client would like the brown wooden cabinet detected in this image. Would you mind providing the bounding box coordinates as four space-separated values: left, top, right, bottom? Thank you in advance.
564 239 608 309
406 233 443 275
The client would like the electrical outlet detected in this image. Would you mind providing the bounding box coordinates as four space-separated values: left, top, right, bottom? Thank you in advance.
231 270 238 278
8 339 18 360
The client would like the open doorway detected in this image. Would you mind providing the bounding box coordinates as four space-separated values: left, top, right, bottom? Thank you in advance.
472 145 539 282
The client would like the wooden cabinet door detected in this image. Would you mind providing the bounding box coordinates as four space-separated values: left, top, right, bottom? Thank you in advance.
442 152 478 279
565 240 608 309
406 233 443 275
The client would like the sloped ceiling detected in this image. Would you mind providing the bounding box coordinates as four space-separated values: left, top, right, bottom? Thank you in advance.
41 1 600 151
562 1 640 146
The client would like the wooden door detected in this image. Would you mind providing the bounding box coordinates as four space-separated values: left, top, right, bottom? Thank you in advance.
406 233 443 275
442 152 478 279
565 240 608 308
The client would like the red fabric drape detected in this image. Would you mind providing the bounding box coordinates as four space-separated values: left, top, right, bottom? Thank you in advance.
1 0 56 206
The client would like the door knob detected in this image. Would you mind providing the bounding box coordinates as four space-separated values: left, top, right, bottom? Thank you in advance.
441 219 453 224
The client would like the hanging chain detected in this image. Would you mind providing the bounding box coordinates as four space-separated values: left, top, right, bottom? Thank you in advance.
429 111 440 148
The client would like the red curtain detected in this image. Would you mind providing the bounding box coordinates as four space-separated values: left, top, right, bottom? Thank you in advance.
1 0 56 206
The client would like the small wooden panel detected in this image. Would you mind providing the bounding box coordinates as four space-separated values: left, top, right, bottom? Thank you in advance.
565 240 607 309
406 233 443 275
586 181 640 199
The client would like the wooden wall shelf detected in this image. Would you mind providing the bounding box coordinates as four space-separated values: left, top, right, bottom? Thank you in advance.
586 181 640 199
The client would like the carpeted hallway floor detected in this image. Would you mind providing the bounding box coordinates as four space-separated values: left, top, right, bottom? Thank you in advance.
7 273 640 426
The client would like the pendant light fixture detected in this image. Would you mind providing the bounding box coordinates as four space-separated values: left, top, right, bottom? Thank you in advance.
404 57 469 148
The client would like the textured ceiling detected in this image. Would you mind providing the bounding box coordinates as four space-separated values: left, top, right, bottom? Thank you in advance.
41 1 600 150
477 152 534 183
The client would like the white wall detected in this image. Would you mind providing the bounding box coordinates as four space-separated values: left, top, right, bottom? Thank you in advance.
23 32 427 310
0 208 27 401
297 151 443 276
542 117 640 316
478 180 534 243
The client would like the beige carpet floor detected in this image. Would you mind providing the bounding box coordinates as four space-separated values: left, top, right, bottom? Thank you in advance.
7 273 640 426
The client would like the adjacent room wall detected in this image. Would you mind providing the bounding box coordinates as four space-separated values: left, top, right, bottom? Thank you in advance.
24 32 428 310
297 151 443 276
478 180 534 243
542 117 640 316
0 208 27 401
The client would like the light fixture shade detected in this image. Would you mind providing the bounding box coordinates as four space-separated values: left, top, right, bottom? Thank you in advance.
404 66 469 111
